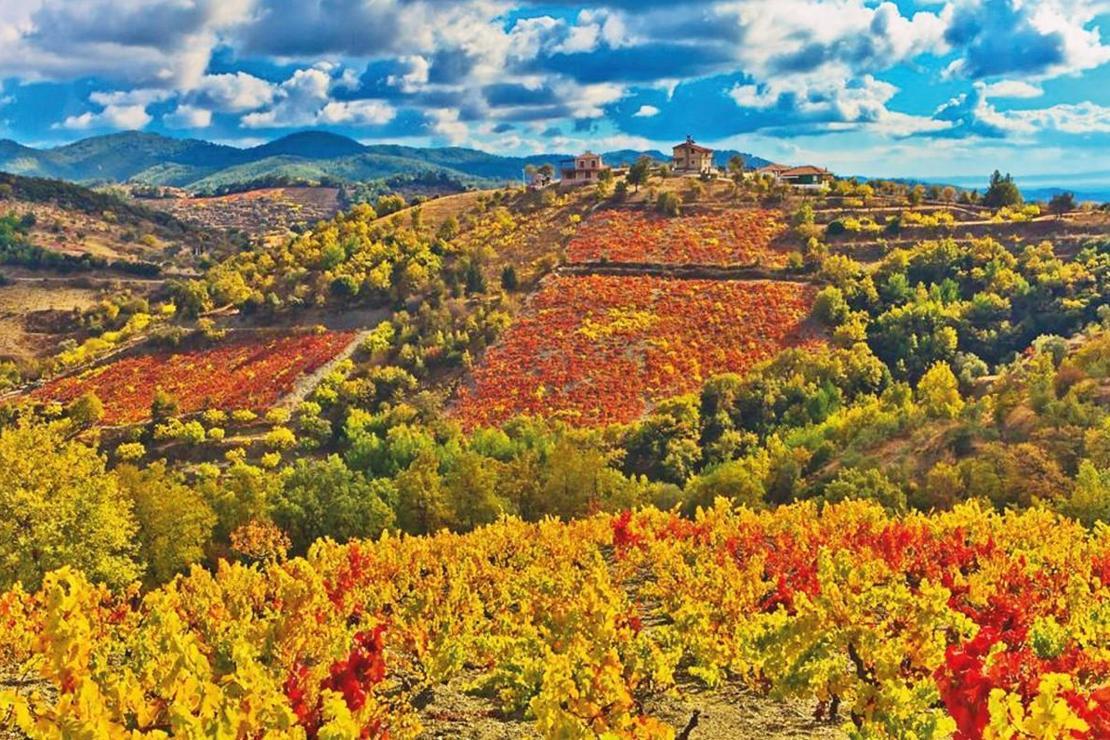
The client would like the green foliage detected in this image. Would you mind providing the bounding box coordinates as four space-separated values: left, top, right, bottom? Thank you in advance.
983 170 1022 209
271 455 394 554
116 462 216 585
0 420 140 590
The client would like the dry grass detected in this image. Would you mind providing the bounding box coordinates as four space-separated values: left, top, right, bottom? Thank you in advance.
140 187 341 239
0 281 101 360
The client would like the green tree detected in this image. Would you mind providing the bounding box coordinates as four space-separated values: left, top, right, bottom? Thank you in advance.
627 156 652 192
116 462 216 585
822 467 907 512
1048 191 1076 219
445 451 507 531
983 170 1022 208
0 420 141 590
395 451 451 534
271 456 394 553
1064 461 1110 526
727 154 746 183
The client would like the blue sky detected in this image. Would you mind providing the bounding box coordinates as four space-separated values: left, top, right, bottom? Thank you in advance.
0 0 1108 181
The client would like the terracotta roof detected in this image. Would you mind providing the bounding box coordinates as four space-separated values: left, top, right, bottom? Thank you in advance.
673 140 713 154
780 165 831 177
755 163 792 173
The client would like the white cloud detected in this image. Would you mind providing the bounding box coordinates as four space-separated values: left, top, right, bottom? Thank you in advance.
88 89 172 107
632 105 660 118
728 84 778 110
386 56 430 94
317 99 395 126
428 108 468 144
58 104 152 130
193 72 276 112
163 104 213 129
977 80 1044 99
0 0 253 88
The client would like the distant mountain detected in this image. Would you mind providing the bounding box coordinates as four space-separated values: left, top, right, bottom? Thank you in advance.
0 131 773 193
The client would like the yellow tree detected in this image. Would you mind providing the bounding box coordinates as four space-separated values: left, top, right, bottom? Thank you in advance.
0 420 141 590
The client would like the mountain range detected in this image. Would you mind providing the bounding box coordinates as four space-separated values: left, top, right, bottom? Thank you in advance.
0 131 772 193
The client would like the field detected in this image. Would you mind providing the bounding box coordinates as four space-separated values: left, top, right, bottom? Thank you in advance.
31 330 355 424
455 274 821 427
566 208 790 267
0 281 102 361
139 187 341 240
7 501 1110 738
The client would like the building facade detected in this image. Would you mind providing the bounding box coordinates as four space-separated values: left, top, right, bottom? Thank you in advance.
560 151 609 184
672 136 714 173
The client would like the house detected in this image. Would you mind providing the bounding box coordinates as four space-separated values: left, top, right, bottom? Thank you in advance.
754 163 792 179
779 165 834 189
672 136 714 174
754 163 834 189
528 171 552 189
560 151 609 184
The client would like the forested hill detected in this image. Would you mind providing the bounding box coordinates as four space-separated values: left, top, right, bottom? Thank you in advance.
0 130 770 192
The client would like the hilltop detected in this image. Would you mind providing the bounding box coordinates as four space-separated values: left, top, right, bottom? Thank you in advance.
0 130 771 193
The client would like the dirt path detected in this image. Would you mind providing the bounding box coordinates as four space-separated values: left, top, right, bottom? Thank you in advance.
272 326 376 412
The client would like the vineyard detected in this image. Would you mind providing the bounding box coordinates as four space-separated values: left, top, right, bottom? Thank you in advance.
4 500 1110 738
455 274 821 427
32 331 355 424
566 209 789 267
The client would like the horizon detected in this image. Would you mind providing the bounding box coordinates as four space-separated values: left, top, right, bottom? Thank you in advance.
0 1 1107 183
3 127 1110 195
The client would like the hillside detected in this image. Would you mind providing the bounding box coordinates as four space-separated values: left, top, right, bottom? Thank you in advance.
0 131 771 193
2 163 1110 738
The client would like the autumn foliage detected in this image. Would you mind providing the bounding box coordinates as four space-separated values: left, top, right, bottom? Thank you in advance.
455 274 821 427
5 502 1110 737
32 331 354 424
566 208 789 267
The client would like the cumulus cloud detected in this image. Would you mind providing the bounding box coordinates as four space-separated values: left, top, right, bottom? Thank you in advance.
0 0 1104 150
241 64 396 128
427 108 469 143
58 104 152 130
931 87 1110 138
978 80 1045 99
163 104 213 129
192 72 277 113
0 0 252 87
943 0 1110 80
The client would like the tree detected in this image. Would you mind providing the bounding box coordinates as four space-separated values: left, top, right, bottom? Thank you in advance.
727 154 746 183
375 193 406 217
983 170 1022 208
116 462 216 585
655 191 681 216
917 362 964 419
627 156 652 192
822 467 907 512
500 265 519 291
1064 461 1110 526
1048 191 1076 219
271 456 394 554
395 451 451 534
0 420 141 590
444 451 507 531
66 391 104 427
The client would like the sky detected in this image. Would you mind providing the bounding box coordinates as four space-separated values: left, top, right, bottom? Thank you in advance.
0 0 1108 181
